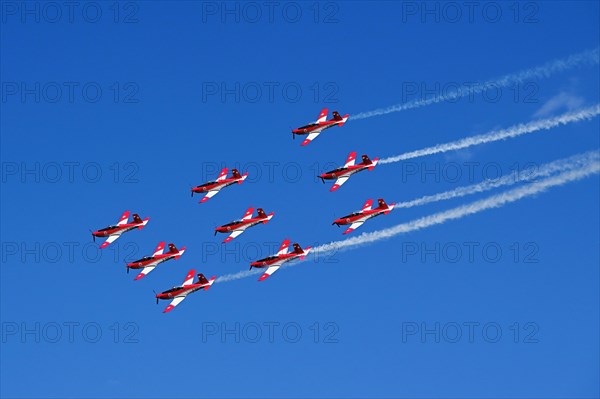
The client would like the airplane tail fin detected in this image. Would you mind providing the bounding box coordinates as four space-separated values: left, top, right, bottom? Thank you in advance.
377 198 389 208
168 243 179 254
198 274 216 290
362 154 372 164
231 168 242 179
333 112 348 126
257 208 267 218
293 243 305 255
197 273 209 285
377 199 394 213
132 214 142 223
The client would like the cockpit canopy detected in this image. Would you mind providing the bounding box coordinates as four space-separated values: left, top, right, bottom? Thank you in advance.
221 220 242 227
297 123 318 130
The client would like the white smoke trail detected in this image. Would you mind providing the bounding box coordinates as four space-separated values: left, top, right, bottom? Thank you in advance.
314 163 599 255
379 105 600 164
395 151 599 209
217 158 599 283
352 48 600 120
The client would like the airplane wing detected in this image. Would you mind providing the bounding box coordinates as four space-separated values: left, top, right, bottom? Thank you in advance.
223 229 246 243
258 261 286 281
163 295 188 313
99 232 122 249
362 199 374 211
216 168 228 182
316 108 329 123
242 207 255 221
344 152 357 167
330 175 350 192
200 188 221 203
134 265 156 280
117 211 131 226
277 239 291 255
343 220 365 235
300 129 324 146
153 242 166 257
182 269 196 286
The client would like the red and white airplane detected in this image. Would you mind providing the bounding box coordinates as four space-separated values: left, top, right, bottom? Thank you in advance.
91 211 149 249
250 239 311 281
215 207 275 243
126 242 186 280
333 199 395 235
292 108 349 146
319 152 379 192
191 167 249 203
155 269 216 313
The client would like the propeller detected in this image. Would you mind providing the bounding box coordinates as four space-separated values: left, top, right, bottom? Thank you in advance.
290 126 295 140
89 229 95 242
124 261 129 274
153 289 158 304
320 177 325 184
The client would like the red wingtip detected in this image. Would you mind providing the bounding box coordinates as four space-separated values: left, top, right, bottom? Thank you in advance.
163 305 174 313
134 273 144 281
223 237 233 243
330 184 340 192
258 273 269 281
200 197 209 203
343 228 353 235
99 242 110 249
300 139 310 146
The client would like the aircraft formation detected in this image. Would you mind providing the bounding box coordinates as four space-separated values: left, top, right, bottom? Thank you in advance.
92 109 391 313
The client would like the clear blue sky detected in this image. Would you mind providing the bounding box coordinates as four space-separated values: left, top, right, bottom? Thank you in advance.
1 1 599 398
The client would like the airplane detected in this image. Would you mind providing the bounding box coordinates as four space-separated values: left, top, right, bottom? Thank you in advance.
215 207 275 243
191 167 249 203
250 239 311 281
292 108 349 146
332 199 395 235
155 269 216 313
319 152 379 192
91 211 149 249
126 242 186 280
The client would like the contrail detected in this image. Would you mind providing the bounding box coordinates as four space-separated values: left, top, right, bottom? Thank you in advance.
352 48 600 120
314 162 599 256
217 158 599 283
395 151 599 209
379 105 600 164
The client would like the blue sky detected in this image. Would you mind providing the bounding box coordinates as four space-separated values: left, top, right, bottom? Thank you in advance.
1 1 599 398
